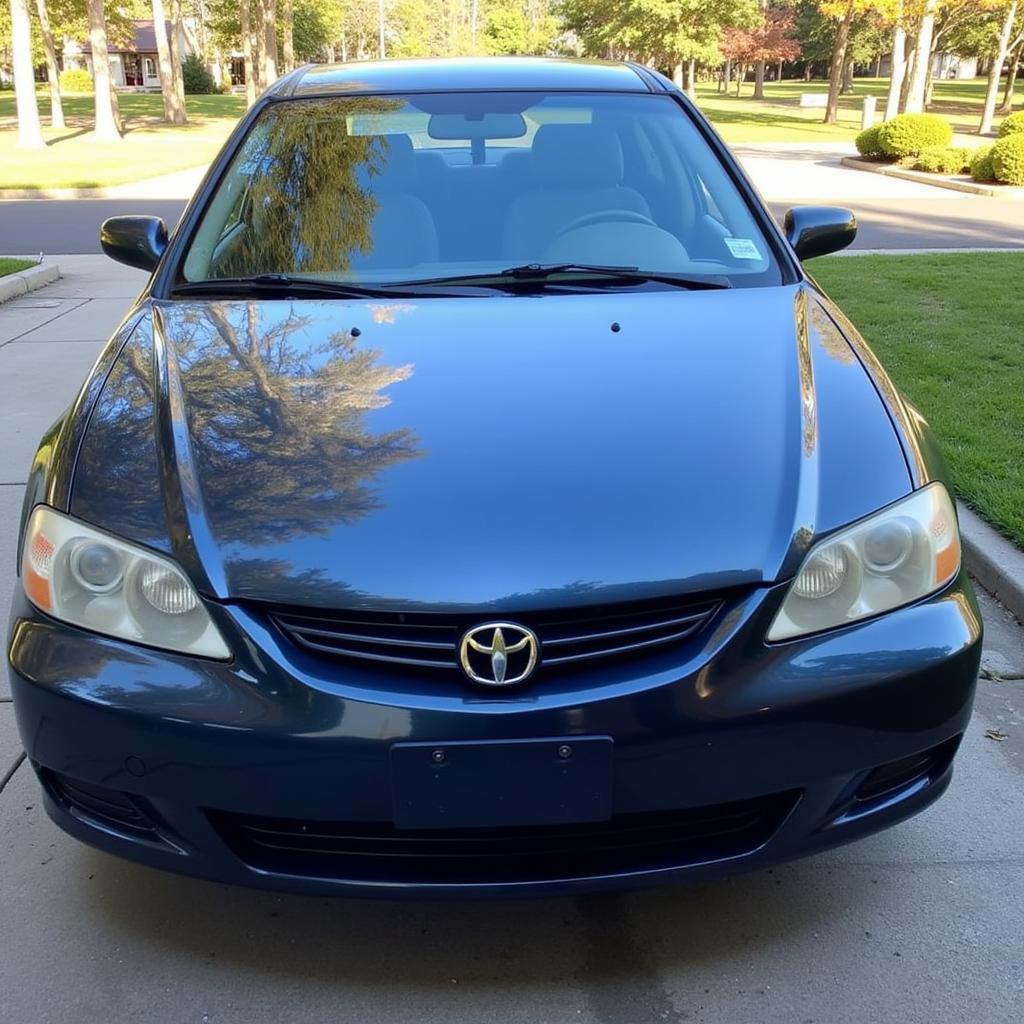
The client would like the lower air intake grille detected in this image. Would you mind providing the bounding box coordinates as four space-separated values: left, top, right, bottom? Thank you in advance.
268 595 723 677
44 771 158 839
210 791 798 884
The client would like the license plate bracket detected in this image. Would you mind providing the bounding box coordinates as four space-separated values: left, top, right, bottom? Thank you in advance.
391 737 613 830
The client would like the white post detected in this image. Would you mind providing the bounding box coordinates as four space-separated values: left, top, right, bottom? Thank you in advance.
861 94 877 131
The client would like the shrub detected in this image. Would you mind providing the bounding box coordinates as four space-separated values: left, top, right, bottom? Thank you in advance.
970 144 996 182
59 68 93 94
855 123 885 158
998 111 1024 138
991 134 1024 185
876 113 953 159
181 54 217 95
909 146 971 175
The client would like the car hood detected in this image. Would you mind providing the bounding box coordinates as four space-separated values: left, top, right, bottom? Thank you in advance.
71 285 911 611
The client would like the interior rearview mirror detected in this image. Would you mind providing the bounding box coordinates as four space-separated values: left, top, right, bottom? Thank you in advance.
100 215 169 272
784 206 857 261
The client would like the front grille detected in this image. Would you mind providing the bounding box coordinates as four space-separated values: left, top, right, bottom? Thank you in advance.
269 595 722 678
210 791 798 884
44 771 158 839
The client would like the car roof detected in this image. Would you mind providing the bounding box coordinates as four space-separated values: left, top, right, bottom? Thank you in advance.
285 57 660 98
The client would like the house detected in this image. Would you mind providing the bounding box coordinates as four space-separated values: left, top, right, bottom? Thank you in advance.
62 20 196 90
877 52 978 81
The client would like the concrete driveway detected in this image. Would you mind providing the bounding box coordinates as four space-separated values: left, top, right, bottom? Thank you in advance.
2 258 1023 1024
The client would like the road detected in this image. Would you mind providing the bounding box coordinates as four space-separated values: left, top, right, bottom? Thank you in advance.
1 257 1023 1023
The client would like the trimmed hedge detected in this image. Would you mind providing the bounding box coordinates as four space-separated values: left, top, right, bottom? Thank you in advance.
877 113 953 158
970 144 996 182
998 111 1024 138
181 54 217 94
908 146 971 174
855 123 885 158
58 68 92 93
991 134 1024 186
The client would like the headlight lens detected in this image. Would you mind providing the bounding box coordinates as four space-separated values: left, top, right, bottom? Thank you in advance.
21 506 230 659
767 483 961 641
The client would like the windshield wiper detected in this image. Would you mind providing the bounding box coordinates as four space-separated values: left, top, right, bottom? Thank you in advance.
398 263 732 291
172 274 431 299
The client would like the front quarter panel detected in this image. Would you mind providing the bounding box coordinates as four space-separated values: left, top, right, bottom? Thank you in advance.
15 305 152 573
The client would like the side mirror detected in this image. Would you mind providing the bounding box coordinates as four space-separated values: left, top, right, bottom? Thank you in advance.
784 206 857 261
100 215 168 272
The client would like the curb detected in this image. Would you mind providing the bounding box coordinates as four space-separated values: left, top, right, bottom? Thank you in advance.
959 504 1024 623
0 262 61 304
840 156 1024 199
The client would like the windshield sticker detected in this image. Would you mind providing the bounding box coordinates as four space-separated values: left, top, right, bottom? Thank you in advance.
724 237 762 260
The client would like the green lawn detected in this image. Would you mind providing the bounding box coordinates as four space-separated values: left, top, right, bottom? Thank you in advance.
0 91 244 190
0 257 35 277
699 77 1024 144
810 252 1024 548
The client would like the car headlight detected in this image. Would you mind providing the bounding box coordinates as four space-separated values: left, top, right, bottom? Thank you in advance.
21 505 230 659
767 483 961 641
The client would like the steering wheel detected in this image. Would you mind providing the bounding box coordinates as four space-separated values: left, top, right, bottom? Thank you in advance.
554 209 658 237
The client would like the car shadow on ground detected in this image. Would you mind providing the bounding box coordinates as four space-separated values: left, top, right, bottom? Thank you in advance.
84 849 871 987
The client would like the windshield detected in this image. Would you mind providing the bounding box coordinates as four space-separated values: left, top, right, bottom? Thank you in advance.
181 91 782 289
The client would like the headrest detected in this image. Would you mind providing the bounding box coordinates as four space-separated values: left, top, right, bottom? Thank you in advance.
367 134 416 190
531 125 624 187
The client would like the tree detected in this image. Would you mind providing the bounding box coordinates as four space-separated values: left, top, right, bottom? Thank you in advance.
980 1 1019 133
281 0 294 71
86 0 122 141
153 0 187 123
168 0 187 115
564 0 758 93
1000 38 1023 114
240 0 257 104
902 0 935 112
723 7 802 96
9 0 45 148
262 0 278 83
34 0 65 130
884 0 906 119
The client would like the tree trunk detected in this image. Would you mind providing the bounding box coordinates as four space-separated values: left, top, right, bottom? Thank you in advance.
686 59 697 102
87 0 122 140
904 1 936 114
10 0 45 148
874 52 882 79
885 22 906 120
777 59 783 82
980 2 1017 134
824 4 854 125
999 41 1023 115
240 0 257 106
254 0 267 90
152 0 186 124
842 57 854 94
34 0 65 130
672 62 683 89
168 0 187 117
735 64 745 97
282 0 295 73
723 59 731 93
262 0 278 85
753 60 765 99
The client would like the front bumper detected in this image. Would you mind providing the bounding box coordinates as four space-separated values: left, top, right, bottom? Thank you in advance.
7 574 981 898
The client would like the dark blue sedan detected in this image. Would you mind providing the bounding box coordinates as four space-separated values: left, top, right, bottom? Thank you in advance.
6 58 981 897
